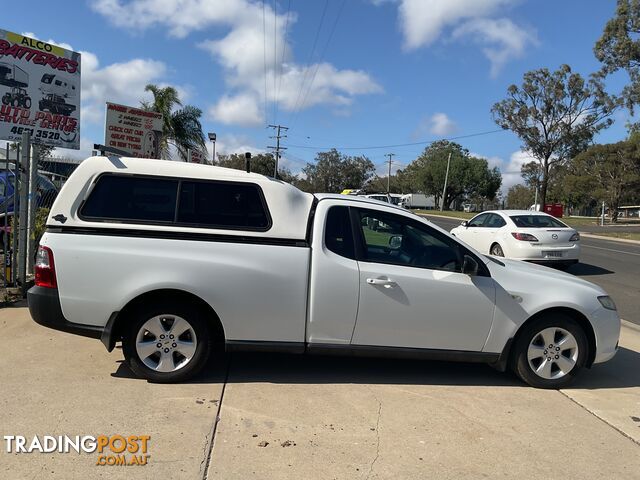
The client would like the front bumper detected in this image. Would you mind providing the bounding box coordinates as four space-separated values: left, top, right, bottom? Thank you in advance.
27 286 104 340
590 306 621 365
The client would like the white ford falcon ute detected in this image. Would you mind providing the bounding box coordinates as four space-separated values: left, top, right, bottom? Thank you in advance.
28 156 620 388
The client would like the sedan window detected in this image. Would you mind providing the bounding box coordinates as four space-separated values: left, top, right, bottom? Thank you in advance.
510 215 568 228
468 213 490 227
486 214 506 228
356 209 463 272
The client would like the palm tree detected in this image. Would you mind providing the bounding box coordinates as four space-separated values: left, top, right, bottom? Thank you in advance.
141 84 207 161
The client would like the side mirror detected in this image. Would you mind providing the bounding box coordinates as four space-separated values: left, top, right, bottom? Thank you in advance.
461 221 468 228
388 235 403 250
462 255 479 276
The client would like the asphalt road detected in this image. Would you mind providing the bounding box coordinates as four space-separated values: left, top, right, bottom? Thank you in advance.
423 214 640 326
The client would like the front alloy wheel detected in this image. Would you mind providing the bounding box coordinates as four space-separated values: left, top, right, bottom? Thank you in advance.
511 314 588 388
490 243 504 257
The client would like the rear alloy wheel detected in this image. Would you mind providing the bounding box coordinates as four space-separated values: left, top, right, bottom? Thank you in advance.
490 243 504 257
123 302 212 382
511 314 588 388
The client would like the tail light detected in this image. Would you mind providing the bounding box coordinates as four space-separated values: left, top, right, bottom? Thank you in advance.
569 232 580 242
511 232 539 242
35 246 57 288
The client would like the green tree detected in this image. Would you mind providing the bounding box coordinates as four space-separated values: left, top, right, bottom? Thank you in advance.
506 184 535 209
300 149 376 193
404 140 501 209
215 153 297 183
141 84 206 161
492 65 618 209
595 0 640 116
567 137 640 222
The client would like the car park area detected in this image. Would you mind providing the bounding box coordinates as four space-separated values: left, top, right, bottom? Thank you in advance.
2 304 639 479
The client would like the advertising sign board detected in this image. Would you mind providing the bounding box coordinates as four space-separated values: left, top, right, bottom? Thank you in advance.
105 102 163 158
0 30 80 149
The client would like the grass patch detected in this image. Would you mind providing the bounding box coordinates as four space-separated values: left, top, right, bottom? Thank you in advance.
586 231 640 241
415 210 474 220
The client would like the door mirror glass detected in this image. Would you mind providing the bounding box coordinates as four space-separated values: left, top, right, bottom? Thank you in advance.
388 235 403 250
461 220 468 227
462 255 479 276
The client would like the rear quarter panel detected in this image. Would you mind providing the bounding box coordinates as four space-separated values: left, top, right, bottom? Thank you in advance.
42 232 310 343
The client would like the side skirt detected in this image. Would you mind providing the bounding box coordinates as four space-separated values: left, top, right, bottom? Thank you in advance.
225 340 500 364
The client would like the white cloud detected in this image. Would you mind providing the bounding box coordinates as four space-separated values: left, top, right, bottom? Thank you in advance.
397 0 513 49
386 0 537 76
474 149 537 193
208 93 263 127
452 18 538 77
91 0 382 126
81 51 168 125
412 113 457 138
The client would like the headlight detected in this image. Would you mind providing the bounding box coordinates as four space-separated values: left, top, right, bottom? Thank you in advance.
569 232 580 242
598 295 617 311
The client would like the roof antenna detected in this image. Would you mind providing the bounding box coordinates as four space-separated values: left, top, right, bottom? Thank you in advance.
245 152 252 173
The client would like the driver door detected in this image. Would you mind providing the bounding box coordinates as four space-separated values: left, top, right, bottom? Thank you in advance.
351 208 496 352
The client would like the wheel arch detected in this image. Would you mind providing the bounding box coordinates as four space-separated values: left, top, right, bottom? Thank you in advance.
102 289 226 352
493 306 597 371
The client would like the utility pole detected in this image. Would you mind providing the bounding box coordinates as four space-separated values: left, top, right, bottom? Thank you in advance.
385 153 395 194
440 152 452 211
268 124 288 178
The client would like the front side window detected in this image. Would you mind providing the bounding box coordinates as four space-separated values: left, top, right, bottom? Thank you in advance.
356 209 462 271
468 213 489 227
324 206 355 259
81 175 178 222
177 180 270 230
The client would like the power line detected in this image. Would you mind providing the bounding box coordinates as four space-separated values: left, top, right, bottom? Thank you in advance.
288 0 329 124
290 0 347 130
262 0 268 126
276 0 292 125
286 128 506 151
272 0 277 125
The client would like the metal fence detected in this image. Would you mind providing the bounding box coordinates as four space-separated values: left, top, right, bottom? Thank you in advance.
1 133 63 294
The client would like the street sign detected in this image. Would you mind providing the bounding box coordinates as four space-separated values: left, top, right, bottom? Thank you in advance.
104 102 163 158
0 30 81 149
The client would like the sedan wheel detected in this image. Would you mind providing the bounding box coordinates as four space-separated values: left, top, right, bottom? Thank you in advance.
490 243 504 257
123 302 212 382
511 314 588 388
526 327 579 380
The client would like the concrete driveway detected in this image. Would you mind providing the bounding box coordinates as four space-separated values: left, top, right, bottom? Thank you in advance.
1 304 639 480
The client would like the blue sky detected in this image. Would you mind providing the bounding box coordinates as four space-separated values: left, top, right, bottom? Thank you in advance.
1 0 630 191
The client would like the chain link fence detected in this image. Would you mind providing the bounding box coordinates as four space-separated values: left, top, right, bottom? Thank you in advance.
1 137 64 294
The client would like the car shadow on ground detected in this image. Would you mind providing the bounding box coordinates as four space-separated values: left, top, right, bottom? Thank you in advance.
111 346 640 390
567 263 614 276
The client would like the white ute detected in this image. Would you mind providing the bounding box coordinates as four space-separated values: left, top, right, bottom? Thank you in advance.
28 156 620 388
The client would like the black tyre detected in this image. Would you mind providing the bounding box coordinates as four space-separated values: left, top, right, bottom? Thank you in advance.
24 97 31 109
2 94 10 105
490 243 504 257
511 314 588 389
122 301 212 383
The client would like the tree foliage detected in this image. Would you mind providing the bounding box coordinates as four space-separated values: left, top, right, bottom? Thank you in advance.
595 0 640 114
141 84 206 161
297 149 376 193
567 136 640 222
215 153 297 183
403 140 502 209
506 184 535 209
492 64 618 208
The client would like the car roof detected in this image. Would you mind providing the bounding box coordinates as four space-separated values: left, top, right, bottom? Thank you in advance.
314 193 407 212
478 210 553 216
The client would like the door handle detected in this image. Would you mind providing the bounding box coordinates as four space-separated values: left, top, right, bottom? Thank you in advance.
366 278 397 288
